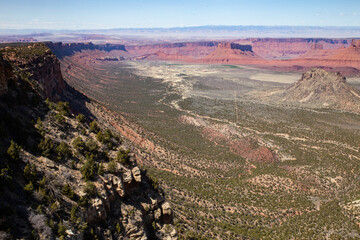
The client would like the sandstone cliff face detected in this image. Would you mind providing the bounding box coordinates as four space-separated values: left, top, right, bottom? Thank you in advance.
236 38 350 59
47 42 127 59
1 43 65 101
202 42 263 64
217 42 253 52
127 41 219 59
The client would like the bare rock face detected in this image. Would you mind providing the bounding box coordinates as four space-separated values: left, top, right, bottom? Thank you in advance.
86 198 107 224
122 169 133 184
111 174 125 197
132 166 142 182
161 202 172 216
217 42 253 52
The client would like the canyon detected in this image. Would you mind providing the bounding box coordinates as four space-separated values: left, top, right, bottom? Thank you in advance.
2 36 360 239
46 38 360 238
47 37 360 76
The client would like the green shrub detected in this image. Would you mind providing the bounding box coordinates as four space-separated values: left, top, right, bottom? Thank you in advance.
97 163 105 175
78 195 89 208
89 121 100 133
116 223 121 233
23 163 37 182
96 131 104 143
70 205 78 223
97 128 113 147
56 142 72 160
50 202 58 212
117 149 130 165
147 173 159 190
61 183 75 200
72 136 85 153
24 181 34 192
0 166 12 185
38 138 54 157
76 114 86 124
35 117 45 135
45 98 55 110
56 101 70 116
80 155 96 181
85 139 98 153
7 140 21 161
107 160 117 174
38 176 46 187
80 127 87 135
83 181 98 198
54 112 65 124
57 221 67 237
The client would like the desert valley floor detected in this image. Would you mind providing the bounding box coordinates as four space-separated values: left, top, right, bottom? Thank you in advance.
59 53 360 238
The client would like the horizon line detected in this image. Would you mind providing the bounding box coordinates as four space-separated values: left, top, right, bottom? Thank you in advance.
1 25 360 31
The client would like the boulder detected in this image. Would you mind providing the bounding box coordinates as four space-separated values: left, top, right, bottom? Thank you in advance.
112 175 125 197
161 202 172 216
154 208 162 220
122 170 133 184
132 167 142 182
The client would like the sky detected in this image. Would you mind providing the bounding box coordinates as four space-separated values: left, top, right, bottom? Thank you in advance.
0 0 360 29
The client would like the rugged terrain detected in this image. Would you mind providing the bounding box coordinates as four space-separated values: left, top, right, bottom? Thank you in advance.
262 68 360 112
0 43 176 239
56 42 360 239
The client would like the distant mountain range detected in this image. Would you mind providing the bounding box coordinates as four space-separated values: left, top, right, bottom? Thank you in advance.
1 25 360 39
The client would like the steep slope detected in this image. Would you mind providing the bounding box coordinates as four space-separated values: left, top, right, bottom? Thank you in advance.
127 41 219 59
131 50 193 61
328 40 360 66
0 55 12 94
0 43 176 239
1 43 66 101
276 68 360 112
201 43 264 64
235 38 350 59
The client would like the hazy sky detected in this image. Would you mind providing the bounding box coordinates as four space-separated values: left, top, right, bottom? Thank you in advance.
0 0 360 29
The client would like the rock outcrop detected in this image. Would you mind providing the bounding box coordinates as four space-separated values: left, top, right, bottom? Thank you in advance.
46 42 127 59
0 42 176 240
202 42 263 64
1 43 65 100
275 68 360 112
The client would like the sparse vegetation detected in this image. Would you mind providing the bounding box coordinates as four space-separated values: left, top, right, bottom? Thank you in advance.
61 183 75 200
38 137 54 157
83 181 98 198
89 121 100 133
72 136 85 153
7 140 22 161
107 160 117 173
80 155 97 181
56 142 72 160
85 139 99 153
116 149 130 165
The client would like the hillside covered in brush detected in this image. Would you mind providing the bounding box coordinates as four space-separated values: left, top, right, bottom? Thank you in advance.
0 43 176 240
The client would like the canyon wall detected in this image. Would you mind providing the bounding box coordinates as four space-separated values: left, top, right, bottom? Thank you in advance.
1 43 65 100
236 38 351 59
127 41 219 59
46 42 126 58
